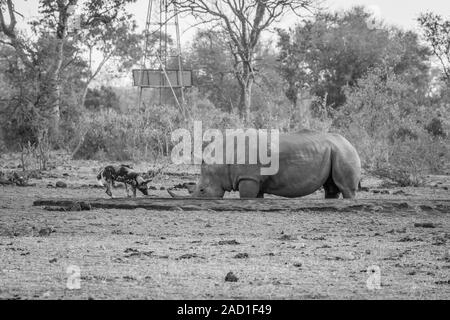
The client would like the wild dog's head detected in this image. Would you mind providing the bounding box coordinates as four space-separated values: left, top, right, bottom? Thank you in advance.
133 175 152 195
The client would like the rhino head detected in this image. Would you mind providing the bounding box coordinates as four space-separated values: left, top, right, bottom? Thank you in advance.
168 165 227 198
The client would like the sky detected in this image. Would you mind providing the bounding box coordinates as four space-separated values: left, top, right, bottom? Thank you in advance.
9 0 450 85
13 0 450 36
327 0 448 32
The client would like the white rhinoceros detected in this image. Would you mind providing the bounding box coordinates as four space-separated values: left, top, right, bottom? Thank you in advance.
169 130 361 199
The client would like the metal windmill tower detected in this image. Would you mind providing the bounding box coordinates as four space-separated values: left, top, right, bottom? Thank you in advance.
133 0 191 118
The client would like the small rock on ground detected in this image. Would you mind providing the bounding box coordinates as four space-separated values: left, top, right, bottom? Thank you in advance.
225 272 238 282
55 181 67 188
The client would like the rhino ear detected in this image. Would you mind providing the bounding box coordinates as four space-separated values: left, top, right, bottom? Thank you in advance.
183 182 197 194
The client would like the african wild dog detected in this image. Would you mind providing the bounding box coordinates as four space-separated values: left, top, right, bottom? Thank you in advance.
97 165 151 198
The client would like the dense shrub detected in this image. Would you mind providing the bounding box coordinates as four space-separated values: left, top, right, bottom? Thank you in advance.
71 91 251 161
425 117 447 138
186 89 244 129
0 130 5 153
85 86 121 111
336 68 449 185
0 99 46 151
72 105 179 161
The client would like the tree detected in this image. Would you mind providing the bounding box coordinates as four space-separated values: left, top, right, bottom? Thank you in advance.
418 12 450 83
185 29 239 112
76 3 142 108
1 0 78 137
84 85 120 111
173 0 316 123
0 0 136 146
277 6 431 109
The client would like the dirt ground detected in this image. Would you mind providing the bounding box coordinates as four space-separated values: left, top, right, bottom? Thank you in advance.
0 154 449 300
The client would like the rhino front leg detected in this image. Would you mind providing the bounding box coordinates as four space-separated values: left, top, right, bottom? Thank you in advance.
238 179 261 198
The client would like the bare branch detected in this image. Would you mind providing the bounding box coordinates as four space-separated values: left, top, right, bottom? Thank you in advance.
418 12 450 81
171 0 316 119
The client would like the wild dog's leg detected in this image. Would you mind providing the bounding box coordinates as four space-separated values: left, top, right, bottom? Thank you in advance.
105 180 113 197
132 185 137 198
125 183 131 198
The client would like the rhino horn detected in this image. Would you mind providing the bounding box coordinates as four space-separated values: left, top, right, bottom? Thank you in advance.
183 182 197 194
167 188 190 198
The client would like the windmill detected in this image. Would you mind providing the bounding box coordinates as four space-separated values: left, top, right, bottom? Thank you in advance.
132 0 191 119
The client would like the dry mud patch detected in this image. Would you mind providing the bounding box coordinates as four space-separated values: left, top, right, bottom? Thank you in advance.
0 186 449 299
0 158 449 299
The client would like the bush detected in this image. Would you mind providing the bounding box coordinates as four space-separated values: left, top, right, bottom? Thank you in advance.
72 106 179 161
186 88 244 129
85 86 121 111
0 96 56 153
0 130 5 153
72 92 249 161
336 68 449 185
373 135 448 186
425 117 447 138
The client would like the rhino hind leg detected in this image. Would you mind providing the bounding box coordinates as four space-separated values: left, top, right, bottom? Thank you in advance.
341 188 356 199
323 175 340 199
331 161 359 199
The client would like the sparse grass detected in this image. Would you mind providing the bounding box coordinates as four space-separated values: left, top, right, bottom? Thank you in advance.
0 158 449 300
